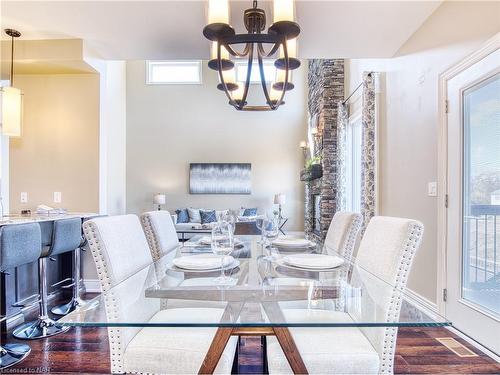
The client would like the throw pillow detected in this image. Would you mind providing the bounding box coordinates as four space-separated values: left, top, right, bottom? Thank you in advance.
175 208 189 223
187 208 202 223
200 210 217 224
242 208 257 216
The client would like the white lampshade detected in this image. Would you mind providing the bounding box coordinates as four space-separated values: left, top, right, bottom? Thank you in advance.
274 193 286 205
273 0 295 23
153 193 166 205
1 86 23 137
208 0 230 24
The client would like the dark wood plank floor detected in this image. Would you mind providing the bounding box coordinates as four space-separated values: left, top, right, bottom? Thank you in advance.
2 325 499 374
2 295 499 374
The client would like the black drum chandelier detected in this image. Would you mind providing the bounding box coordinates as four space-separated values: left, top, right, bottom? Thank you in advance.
203 0 300 111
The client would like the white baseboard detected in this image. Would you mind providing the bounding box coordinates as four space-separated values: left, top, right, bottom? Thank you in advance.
404 288 439 314
83 279 102 293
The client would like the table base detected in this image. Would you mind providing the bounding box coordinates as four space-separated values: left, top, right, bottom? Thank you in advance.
199 326 308 374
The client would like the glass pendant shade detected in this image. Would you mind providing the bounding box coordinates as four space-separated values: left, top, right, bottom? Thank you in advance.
1 86 23 137
273 0 295 22
208 0 230 24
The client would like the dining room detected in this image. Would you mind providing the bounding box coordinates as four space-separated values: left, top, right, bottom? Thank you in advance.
0 0 499 374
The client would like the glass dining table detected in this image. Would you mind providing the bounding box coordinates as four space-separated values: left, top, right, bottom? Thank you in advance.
60 235 450 374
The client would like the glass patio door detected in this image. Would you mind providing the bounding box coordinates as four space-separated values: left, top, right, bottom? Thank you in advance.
446 44 500 355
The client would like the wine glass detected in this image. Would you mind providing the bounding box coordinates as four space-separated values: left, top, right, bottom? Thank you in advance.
255 217 265 244
262 216 279 260
211 221 234 284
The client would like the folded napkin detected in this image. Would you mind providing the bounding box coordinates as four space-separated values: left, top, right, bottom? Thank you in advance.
173 254 234 270
283 254 344 269
272 237 313 248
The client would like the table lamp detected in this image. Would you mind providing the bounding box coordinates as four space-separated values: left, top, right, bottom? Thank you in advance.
153 193 166 211
274 193 286 221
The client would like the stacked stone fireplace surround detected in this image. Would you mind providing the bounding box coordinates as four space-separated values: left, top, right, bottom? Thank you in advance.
304 59 344 243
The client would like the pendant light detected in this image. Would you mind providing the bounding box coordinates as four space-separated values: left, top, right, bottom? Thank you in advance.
1 29 23 137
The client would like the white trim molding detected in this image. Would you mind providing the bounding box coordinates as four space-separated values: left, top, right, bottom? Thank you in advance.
436 32 500 316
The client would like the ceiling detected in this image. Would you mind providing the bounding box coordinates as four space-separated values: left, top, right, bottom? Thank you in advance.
0 1 442 60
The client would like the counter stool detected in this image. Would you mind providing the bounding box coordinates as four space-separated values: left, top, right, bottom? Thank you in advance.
13 218 81 339
51 228 86 316
0 223 41 369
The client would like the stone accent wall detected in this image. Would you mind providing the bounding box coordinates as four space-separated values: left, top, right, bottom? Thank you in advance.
305 59 344 243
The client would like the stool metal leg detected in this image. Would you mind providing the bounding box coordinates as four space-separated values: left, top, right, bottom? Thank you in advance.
13 258 70 340
51 248 85 316
0 343 31 369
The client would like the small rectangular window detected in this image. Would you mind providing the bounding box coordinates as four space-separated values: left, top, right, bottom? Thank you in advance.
146 61 202 84
235 60 276 83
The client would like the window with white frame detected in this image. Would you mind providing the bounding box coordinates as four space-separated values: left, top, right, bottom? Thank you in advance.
235 60 276 83
345 114 362 213
146 61 202 84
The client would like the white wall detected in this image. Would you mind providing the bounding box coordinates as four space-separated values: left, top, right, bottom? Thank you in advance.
83 54 127 281
9 74 100 214
345 1 500 303
126 61 307 230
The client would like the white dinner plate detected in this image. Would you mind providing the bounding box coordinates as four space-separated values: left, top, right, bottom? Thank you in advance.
272 237 315 249
173 254 234 270
282 254 344 270
198 236 244 246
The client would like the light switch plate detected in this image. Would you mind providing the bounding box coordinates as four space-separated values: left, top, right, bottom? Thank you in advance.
54 192 62 203
428 182 438 197
20 192 28 203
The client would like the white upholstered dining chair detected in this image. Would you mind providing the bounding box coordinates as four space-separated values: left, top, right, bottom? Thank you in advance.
83 214 237 374
324 211 362 260
267 216 424 374
140 211 179 262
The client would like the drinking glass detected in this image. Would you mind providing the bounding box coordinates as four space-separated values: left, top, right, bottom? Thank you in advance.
262 216 279 260
255 217 265 244
211 221 234 284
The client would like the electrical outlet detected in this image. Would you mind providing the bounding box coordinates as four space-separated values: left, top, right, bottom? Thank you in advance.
428 182 438 197
20 192 28 203
54 192 62 203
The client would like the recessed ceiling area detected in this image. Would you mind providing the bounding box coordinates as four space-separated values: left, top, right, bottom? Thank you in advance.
0 1 442 60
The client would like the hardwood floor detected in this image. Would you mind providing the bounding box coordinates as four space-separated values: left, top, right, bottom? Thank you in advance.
2 324 499 374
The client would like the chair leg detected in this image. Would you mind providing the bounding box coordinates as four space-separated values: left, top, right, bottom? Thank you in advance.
12 258 70 340
0 343 31 369
51 248 85 316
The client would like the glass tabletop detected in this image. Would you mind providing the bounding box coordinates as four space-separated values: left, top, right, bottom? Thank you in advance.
60 235 450 328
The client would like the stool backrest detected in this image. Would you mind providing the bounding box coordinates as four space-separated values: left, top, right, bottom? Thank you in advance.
140 211 179 262
0 223 41 271
50 218 82 257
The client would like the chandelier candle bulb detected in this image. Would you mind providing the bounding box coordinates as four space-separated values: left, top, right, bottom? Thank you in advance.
208 0 230 24
211 42 229 60
232 85 245 101
270 86 282 101
279 38 297 59
273 0 295 23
